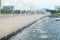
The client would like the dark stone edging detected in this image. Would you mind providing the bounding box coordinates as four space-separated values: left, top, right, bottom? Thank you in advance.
0 15 47 40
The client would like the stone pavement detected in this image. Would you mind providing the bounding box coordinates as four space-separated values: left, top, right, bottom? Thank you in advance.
0 14 45 39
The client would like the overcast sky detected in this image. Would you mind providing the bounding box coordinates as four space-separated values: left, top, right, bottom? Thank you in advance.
2 0 60 10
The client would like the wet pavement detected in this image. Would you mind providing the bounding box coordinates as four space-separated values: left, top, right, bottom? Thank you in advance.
9 17 60 40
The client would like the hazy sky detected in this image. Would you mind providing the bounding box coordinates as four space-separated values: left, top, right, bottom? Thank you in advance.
2 0 60 10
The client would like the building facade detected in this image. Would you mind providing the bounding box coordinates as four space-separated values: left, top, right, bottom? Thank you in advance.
0 0 1 10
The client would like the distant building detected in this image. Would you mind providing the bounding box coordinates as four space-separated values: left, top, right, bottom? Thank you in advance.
3 6 14 10
55 6 60 11
1 6 14 13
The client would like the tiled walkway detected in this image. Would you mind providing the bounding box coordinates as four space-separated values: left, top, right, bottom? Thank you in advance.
0 14 45 39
